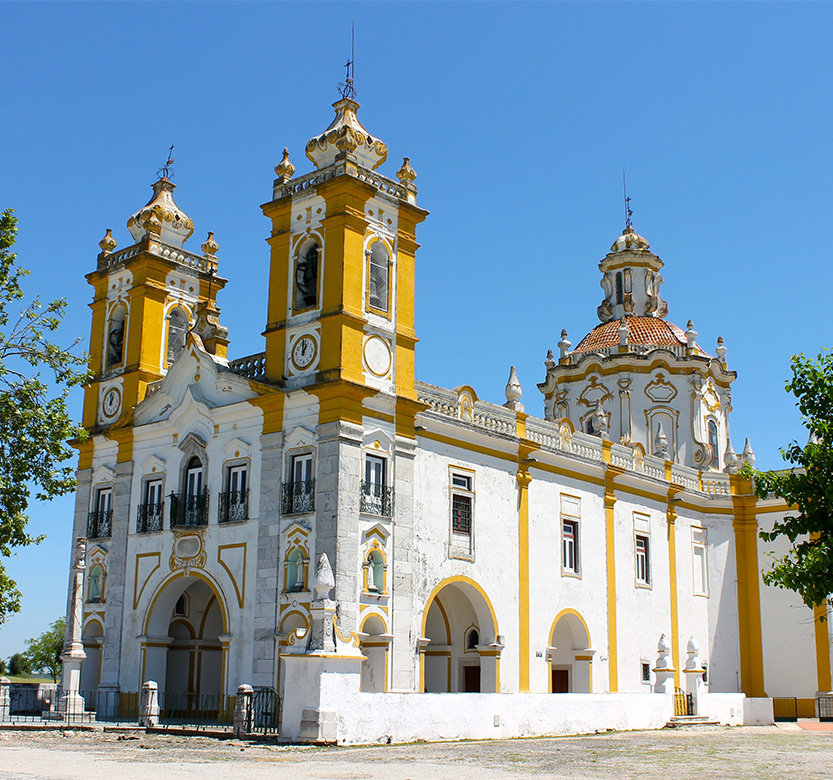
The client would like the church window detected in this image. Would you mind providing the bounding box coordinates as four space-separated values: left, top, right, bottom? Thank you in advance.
294 241 320 310
106 305 126 368
466 628 480 652
451 473 473 535
635 534 651 586
615 272 624 305
367 242 390 313
171 455 208 527
174 592 189 617
87 563 105 603
166 308 189 365
707 420 719 469
692 527 708 596
561 495 581 576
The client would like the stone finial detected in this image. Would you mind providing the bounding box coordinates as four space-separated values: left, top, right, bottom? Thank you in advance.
656 634 672 669
684 636 703 672
274 148 296 183
591 399 609 440
741 437 755 469
558 329 571 359
545 350 556 370
313 553 335 601
503 366 524 412
618 316 629 347
654 422 669 460
724 439 739 474
685 320 698 349
716 336 727 364
396 156 417 184
201 231 219 256
99 228 117 254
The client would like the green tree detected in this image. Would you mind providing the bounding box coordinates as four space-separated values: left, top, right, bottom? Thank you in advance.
745 350 833 610
0 209 89 623
22 617 65 682
8 652 31 676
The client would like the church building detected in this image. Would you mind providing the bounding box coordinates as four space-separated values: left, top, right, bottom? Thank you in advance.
63 89 831 742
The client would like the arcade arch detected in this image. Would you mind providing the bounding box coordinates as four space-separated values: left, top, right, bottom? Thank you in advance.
548 609 594 693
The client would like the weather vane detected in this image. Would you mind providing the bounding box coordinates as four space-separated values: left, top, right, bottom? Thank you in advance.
158 145 175 180
337 22 356 99
623 169 633 229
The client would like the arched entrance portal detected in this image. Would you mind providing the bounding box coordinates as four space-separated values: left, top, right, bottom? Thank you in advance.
143 575 228 698
80 619 103 693
359 614 391 692
421 578 500 693
548 609 593 693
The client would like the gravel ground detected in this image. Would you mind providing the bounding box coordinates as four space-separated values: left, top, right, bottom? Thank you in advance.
0 724 831 780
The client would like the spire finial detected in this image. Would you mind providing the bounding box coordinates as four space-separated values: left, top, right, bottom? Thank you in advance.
623 169 633 230
338 21 356 99
157 144 175 180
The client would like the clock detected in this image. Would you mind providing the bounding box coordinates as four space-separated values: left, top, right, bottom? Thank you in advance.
102 387 122 419
291 335 317 371
364 335 392 377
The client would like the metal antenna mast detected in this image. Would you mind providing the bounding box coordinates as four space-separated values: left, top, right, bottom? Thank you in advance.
338 21 356 99
158 145 175 180
623 169 633 229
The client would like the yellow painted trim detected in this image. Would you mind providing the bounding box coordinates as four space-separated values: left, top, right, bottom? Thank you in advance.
517 468 532 692
133 552 161 610
667 489 681 688
141 569 229 638
217 543 247 608
815 604 832 692
605 469 621 692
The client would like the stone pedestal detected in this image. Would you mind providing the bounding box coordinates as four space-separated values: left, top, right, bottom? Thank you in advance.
58 538 87 719
652 633 676 694
0 677 10 722
139 680 160 728
683 637 706 714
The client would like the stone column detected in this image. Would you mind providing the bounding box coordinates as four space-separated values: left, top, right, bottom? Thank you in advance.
138 680 159 727
57 538 87 717
0 677 10 722
233 684 253 737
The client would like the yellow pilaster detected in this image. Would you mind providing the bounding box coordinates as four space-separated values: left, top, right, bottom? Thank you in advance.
815 605 832 692
731 475 766 697
667 486 682 688
516 467 532 692
604 466 624 692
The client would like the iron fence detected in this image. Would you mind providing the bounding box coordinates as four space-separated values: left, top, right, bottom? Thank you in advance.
360 481 393 516
251 687 280 734
159 691 235 731
170 489 210 527
281 480 315 515
0 687 138 724
772 697 798 722
136 502 164 533
818 695 833 722
87 509 112 539
219 489 249 523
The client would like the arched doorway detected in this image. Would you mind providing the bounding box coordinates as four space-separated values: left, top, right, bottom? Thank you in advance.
359 614 390 693
421 578 500 693
142 575 228 699
80 619 103 693
548 609 593 693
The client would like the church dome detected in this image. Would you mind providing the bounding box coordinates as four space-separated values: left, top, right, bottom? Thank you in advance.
573 316 709 356
306 98 388 171
126 178 194 249
610 225 650 253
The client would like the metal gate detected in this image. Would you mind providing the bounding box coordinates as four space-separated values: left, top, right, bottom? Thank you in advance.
772 697 798 722
674 687 694 716
818 696 833 722
251 687 279 734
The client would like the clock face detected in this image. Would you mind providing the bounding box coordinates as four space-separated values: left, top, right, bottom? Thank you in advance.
102 387 121 419
291 335 317 370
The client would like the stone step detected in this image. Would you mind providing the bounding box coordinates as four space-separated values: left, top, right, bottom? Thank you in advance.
664 716 722 729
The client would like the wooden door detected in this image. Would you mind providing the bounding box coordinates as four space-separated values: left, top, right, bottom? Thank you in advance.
551 668 569 693
463 665 481 692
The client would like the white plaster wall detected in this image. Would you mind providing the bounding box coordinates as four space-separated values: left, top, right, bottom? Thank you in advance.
696 692 745 725
742 696 775 725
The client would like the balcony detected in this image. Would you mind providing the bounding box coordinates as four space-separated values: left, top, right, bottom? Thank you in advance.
136 502 164 533
219 489 249 523
360 481 393 517
87 509 112 539
281 480 315 515
170 489 209 528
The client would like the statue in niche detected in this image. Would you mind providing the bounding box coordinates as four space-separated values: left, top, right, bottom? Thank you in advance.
107 317 124 367
295 244 319 309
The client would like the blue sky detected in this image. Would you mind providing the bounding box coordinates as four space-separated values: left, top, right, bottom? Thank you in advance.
1 1 830 658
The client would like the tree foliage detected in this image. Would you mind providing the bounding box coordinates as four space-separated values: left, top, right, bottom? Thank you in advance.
22 617 65 682
0 209 89 623
8 652 29 676
746 351 833 610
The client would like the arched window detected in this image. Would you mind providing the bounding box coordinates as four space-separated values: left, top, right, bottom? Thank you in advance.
294 241 320 310
106 306 127 368
466 628 480 652
174 592 189 617
167 308 189 365
707 420 719 469
366 549 385 593
368 243 389 312
185 456 203 496
87 563 105 603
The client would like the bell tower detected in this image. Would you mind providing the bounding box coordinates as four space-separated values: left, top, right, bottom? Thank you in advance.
261 96 427 429
81 175 227 460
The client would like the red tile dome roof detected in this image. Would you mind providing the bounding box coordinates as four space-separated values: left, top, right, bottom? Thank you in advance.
573 316 690 353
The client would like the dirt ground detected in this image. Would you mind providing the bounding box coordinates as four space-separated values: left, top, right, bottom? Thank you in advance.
0 724 831 780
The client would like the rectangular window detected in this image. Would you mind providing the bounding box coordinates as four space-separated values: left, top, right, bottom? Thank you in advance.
291 453 313 484
562 520 579 574
221 465 249 523
138 479 164 533
635 534 651 585
560 495 581 576
96 487 112 515
692 527 708 596
641 663 651 683
144 479 163 506
88 487 113 539
365 455 386 487
282 453 315 515
361 455 392 516
368 244 389 312
449 469 475 559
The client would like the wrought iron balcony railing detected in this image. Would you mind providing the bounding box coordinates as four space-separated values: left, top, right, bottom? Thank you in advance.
219 489 249 523
136 502 164 533
360 481 393 516
281 480 315 515
87 509 112 539
169 489 210 528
